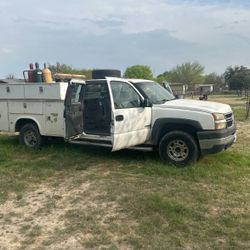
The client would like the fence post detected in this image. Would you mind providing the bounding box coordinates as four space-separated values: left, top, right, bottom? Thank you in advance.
246 94 250 119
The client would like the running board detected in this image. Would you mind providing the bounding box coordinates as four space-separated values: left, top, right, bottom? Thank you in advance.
69 139 112 148
128 146 153 152
69 139 153 152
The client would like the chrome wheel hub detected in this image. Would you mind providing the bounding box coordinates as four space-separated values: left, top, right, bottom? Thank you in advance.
24 131 38 147
167 139 189 162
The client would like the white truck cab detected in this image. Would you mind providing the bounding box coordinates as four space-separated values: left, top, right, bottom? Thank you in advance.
0 77 236 166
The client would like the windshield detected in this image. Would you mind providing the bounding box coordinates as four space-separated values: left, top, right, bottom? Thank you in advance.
133 81 175 104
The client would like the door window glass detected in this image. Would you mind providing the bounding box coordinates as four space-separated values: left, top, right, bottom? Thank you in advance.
70 84 82 104
110 81 141 109
83 82 111 135
85 83 108 99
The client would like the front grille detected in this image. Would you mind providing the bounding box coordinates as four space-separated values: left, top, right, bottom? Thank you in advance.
225 112 234 127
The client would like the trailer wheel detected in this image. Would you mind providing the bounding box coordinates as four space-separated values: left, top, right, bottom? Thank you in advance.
19 124 44 149
159 131 198 166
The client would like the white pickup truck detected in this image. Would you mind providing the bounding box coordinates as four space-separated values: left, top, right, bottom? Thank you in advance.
0 77 236 165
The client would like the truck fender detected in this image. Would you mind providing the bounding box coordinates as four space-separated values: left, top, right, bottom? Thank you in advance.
14 116 42 134
151 118 202 145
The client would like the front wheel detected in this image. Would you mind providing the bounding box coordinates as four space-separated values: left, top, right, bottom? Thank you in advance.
19 124 44 149
159 131 198 166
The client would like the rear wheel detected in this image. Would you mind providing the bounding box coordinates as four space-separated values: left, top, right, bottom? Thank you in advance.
19 124 44 149
159 131 198 166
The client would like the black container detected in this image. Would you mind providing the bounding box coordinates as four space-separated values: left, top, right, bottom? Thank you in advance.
92 69 121 79
34 62 43 82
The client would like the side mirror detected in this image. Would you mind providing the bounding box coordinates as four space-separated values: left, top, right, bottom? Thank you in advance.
142 98 152 108
163 82 173 95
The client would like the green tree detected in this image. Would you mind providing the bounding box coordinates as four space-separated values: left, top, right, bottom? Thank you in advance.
157 62 205 89
156 71 174 83
171 62 204 87
49 62 92 79
203 72 225 91
124 65 153 80
224 66 250 95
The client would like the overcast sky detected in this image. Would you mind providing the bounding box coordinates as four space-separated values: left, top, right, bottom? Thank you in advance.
1 0 250 78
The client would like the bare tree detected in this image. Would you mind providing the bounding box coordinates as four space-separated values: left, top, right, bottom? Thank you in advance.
6 73 16 79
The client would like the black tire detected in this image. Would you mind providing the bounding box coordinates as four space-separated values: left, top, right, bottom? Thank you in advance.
92 69 121 79
159 131 198 166
19 124 44 149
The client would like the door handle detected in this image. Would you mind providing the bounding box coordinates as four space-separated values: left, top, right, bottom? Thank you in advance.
115 115 124 121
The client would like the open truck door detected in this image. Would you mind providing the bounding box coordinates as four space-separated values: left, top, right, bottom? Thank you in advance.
65 79 112 141
65 78 152 151
64 81 85 139
107 79 152 151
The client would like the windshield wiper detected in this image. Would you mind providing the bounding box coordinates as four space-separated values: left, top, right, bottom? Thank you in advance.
160 99 171 103
158 98 176 103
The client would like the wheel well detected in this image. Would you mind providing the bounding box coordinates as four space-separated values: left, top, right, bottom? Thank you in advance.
157 124 199 145
15 119 39 132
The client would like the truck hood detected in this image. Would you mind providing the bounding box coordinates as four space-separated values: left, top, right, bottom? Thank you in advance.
155 99 232 114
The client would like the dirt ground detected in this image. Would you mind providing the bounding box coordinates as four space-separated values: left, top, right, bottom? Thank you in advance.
0 175 133 250
234 121 250 145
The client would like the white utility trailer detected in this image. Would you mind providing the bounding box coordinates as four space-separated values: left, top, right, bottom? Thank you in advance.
0 81 70 138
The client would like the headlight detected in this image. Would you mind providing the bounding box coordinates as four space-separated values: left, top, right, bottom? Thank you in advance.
212 113 227 130
213 113 225 121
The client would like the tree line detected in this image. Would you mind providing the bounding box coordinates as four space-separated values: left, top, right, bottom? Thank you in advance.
124 63 250 94
6 62 250 94
47 62 250 94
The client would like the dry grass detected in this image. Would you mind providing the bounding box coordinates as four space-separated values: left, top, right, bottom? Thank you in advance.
208 94 246 106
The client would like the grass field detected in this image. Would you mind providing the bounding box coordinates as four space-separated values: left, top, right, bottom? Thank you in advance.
0 96 249 249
